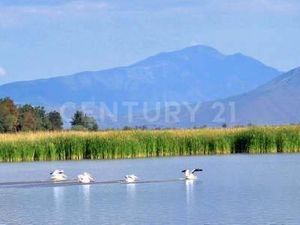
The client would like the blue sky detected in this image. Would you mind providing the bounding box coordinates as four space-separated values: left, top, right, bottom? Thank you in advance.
0 0 299 84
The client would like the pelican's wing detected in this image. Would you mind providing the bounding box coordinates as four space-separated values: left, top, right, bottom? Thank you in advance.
192 168 203 173
129 175 138 180
181 170 187 173
88 174 95 181
50 169 59 175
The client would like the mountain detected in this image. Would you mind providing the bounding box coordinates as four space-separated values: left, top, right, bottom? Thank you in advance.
136 67 300 128
0 45 280 113
221 66 300 126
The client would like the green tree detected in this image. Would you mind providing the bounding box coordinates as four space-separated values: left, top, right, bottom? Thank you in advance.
34 106 50 130
18 104 38 131
71 111 85 127
47 111 63 131
0 98 18 132
18 105 52 131
83 116 98 131
71 111 98 131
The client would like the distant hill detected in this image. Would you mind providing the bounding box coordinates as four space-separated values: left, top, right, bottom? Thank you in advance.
0 45 280 114
132 67 300 128
218 66 300 126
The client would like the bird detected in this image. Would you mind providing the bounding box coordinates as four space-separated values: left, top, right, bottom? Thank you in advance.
50 170 68 182
124 175 139 183
181 169 203 180
77 172 95 184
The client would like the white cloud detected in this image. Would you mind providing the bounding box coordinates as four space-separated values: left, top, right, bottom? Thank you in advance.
0 67 6 77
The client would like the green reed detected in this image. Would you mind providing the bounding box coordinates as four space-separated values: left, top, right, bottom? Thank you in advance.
0 126 300 162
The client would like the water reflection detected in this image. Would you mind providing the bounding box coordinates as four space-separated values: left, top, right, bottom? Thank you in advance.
53 187 65 207
53 186 66 223
82 185 90 202
185 180 195 205
81 185 91 220
126 184 136 199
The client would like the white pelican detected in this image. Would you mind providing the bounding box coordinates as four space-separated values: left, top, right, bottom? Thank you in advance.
77 172 95 184
182 169 203 180
50 170 67 182
124 175 139 183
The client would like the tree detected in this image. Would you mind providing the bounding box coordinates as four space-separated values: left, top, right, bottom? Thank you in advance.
17 105 53 131
71 111 98 131
34 106 50 130
71 111 85 127
222 123 227 128
123 126 133 130
0 98 18 132
83 116 98 131
18 104 38 131
47 111 63 131
0 98 64 133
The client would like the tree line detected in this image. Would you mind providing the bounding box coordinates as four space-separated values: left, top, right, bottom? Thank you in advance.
0 97 98 133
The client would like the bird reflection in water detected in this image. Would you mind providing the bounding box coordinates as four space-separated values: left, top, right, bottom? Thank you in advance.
53 186 65 220
82 185 91 202
82 185 91 209
185 179 195 205
126 183 136 199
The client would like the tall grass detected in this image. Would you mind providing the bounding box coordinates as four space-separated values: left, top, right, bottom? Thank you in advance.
0 126 300 162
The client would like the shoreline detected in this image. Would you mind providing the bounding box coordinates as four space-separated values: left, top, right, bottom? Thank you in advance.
1 152 300 164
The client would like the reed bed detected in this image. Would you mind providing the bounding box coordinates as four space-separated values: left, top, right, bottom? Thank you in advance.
0 126 300 162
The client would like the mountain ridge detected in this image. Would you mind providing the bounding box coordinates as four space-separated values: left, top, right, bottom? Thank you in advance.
177 67 300 127
0 45 281 113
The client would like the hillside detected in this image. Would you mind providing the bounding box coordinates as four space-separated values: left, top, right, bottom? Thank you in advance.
146 67 300 127
0 45 280 112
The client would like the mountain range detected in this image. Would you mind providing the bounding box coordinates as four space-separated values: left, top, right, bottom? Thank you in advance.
126 67 300 128
0 45 280 110
2 45 299 128
192 66 300 126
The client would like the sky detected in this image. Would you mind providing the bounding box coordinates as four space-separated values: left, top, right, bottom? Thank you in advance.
0 0 299 84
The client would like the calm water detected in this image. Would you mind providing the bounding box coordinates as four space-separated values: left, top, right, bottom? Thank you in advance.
0 154 300 225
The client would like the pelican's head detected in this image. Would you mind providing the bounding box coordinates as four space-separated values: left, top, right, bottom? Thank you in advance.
181 169 190 176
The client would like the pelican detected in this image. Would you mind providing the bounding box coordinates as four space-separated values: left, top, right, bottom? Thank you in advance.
50 170 67 182
182 169 203 180
124 175 139 183
77 172 95 184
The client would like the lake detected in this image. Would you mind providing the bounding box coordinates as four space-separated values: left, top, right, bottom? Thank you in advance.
0 154 300 225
